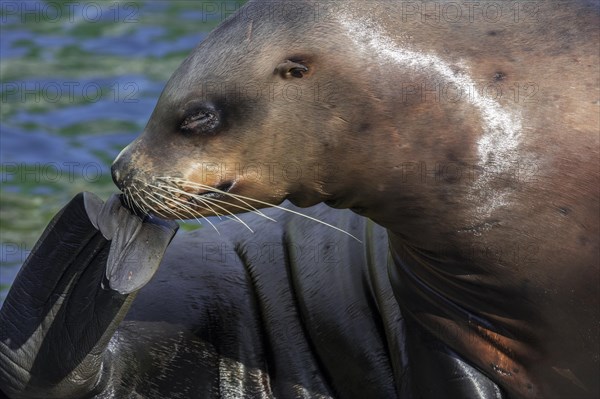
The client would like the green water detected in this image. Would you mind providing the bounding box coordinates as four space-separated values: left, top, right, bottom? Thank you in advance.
0 0 246 304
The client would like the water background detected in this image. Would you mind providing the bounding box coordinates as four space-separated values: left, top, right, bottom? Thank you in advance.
0 0 246 305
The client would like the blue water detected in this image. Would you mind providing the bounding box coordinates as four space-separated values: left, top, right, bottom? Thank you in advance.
0 0 246 305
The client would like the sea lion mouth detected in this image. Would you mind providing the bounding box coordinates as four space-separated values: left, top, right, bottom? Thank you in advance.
192 180 234 199
118 193 147 217
117 175 239 219
215 180 234 194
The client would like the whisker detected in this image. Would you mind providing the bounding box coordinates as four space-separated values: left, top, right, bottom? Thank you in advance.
185 193 255 233
132 178 171 216
159 176 274 221
144 192 180 218
133 189 159 218
146 187 221 234
165 185 276 223
154 183 224 221
168 179 361 242
129 189 142 213
132 191 151 217
150 182 255 233
144 191 196 225
123 187 132 210
125 178 223 234
148 183 226 229
129 190 137 212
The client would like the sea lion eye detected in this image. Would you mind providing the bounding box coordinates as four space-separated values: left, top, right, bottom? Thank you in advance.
290 68 306 78
275 60 309 79
180 106 219 134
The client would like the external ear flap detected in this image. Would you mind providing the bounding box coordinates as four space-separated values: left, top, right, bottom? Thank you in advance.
274 60 309 78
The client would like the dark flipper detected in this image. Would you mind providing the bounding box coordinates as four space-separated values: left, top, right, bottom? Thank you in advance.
0 193 505 398
0 193 177 399
407 324 506 399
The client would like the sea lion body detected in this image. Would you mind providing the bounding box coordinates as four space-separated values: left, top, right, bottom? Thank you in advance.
113 1 599 397
110 203 409 398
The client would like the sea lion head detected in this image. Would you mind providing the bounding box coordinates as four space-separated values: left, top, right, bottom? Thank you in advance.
111 0 381 219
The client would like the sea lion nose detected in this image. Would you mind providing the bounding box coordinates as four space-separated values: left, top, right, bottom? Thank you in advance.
111 144 132 190
111 164 121 188
111 159 124 190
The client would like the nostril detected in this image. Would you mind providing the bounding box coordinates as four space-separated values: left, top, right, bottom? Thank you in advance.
112 142 134 188
111 165 121 184
111 163 121 186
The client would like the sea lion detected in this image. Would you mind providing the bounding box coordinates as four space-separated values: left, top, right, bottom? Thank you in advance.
109 0 599 398
1 2 509 396
1 0 598 398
